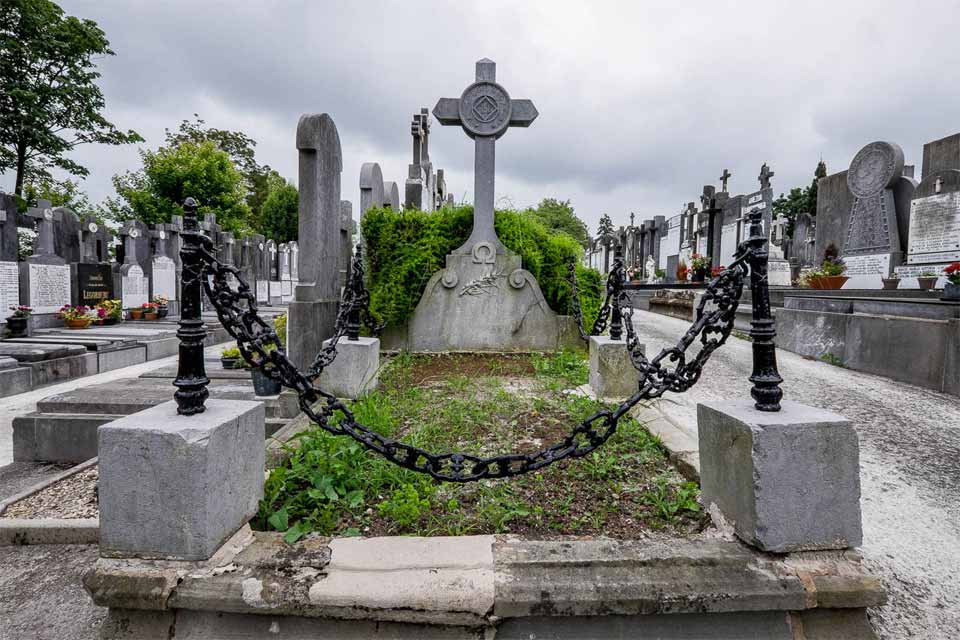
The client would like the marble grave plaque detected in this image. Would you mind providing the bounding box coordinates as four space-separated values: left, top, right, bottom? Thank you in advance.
27 263 71 313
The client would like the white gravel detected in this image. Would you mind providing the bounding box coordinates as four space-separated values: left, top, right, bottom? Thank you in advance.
2 467 99 520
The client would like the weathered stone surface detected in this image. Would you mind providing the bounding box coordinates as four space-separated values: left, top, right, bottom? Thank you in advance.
27 351 98 386
0 363 31 398
775 308 848 362
318 337 379 399
98 399 265 560
13 412 117 462
588 336 640 400
0 342 86 362
97 345 147 372
407 253 563 351
497 612 794 639
698 400 863 552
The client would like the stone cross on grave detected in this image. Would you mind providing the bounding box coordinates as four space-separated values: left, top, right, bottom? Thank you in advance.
80 218 101 263
26 199 57 258
630 212 635 227
719 168 732 192
150 227 169 260
433 58 538 258
121 222 141 265
758 163 775 190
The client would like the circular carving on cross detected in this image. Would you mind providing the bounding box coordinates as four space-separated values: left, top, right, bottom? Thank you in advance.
43 209 53 220
508 269 527 289
258 243 264 250
459 81 512 138
129 228 140 239
159 230 166 240
441 269 459 288
87 223 98 233
847 141 904 198
471 241 496 264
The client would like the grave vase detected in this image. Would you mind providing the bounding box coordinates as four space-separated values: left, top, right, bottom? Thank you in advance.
65 318 92 330
917 276 938 291
809 275 848 290
943 283 960 301
129 308 143 320
5 316 28 337
881 277 900 290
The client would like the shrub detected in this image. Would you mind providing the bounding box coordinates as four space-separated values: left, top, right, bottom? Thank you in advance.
361 205 602 329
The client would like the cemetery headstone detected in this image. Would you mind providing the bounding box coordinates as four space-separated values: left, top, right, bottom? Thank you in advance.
288 241 299 284
288 113 342 371
73 218 114 307
280 242 293 303
359 162 385 218
52 207 81 264
118 225 149 310
791 212 816 268
718 194 745 268
404 58 563 351
405 108 436 211
840 141 909 284
435 168 449 209
19 200 71 314
661 213 682 280
252 234 269 304
150 227 178 303
897 133 960 280
384 181 401 210
267 240 282 305
0 193 20 315
340 200 353 282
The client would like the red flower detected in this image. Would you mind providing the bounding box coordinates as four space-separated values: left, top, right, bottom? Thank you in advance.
945 262 960 274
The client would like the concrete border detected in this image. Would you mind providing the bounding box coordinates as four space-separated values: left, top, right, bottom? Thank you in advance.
0 456 98 516
0 517 99 545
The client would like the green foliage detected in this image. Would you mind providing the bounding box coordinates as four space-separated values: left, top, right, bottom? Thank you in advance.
273 312 287 347
532 349 589 386
378 483 434 527
258 180 299 243
220 347 241 358
0 0 142 195
820 352 846 368
16 229 32 261
18 176 95 217
596 213 614 239
642 478 701 522
773 160 826 239
525 198 589 247
105 140 251 233
361 205 602 329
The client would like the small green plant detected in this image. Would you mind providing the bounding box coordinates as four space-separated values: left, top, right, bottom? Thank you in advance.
642 478 701 522
820 352 845 367
378 482 432 528
273 312 287 346
532 349 588 385
221 346 240 358
731 330 753 342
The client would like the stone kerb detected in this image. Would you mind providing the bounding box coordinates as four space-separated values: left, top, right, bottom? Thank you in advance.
697 399 863 553
319 336 380 399
588 335 641 400
98 399 265 560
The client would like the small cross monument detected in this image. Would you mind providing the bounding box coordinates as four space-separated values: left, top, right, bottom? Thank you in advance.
26 199 58 260
434 58 538 258
759 163 775 190
719 169 732 192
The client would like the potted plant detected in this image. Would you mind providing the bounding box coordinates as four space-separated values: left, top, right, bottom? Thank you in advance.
710 265 726 279
129 305 143 320
803 256 848 290
5 305 32 338
943 262 960 301
690 253 711 282
243 343 282 396
881 273 900 290
58 304 93 329
96 299 122 326
676 259 689 283
153 295 169 319
654 268 665 283
141 302 159 320
220 346 242 369
917 271 939 291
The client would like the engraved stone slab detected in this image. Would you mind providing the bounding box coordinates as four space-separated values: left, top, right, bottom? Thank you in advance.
24 263 71 313
907 192 960 264
0 261 19 312
843 253 892 277
767 259 792 286
847 142 904 199
256 280 268 303
76 263 115 307
152 256 177 301
719 222 738 267
121 265 149 309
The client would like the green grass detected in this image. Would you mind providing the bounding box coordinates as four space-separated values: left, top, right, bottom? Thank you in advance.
253 351 704 541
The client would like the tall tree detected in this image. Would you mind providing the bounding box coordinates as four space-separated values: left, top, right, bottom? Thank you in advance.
527 198 589 247
258 179 298 242
773 160 827 239
0 0 141 195
103 140 251 233
596 213 614 242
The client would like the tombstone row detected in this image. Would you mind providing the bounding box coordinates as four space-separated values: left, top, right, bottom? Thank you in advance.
0 196 297 327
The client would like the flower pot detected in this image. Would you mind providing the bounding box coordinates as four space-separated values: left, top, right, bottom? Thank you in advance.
65 318 92 330
881 278 900 290
220 356 241 370
809 275 849 290
157 305 168 319
103 317 119 326
692 267 707 282
143 312 158 321
943 282 960 301
130 309 142 320
251 368 282 396
5 316 28 338
917 276 938 291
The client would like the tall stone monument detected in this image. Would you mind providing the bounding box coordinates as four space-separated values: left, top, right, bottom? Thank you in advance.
288 113 342 372
73 217 115 308
19 200 71 314
359 162 385 218
401 58 567 351
0 193 20 315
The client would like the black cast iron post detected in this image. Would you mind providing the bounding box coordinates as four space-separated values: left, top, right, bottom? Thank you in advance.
345 245 363 341
173 197 211 415
609 244 625 341
746 207 783 411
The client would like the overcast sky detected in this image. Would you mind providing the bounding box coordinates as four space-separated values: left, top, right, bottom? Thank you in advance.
10 0 960 233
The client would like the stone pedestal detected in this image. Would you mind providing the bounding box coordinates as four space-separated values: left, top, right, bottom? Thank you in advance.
407 252 563 352
287 297 339 373
97 399 265 560
698 399 862 553
588 336 641 400
319 336 380 399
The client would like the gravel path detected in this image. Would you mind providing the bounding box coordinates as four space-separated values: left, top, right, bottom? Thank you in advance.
628 309 960 639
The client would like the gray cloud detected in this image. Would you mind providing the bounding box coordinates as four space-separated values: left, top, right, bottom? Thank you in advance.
12 0 960 235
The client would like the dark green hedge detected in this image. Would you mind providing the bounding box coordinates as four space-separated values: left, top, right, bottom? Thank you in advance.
361 205 602 332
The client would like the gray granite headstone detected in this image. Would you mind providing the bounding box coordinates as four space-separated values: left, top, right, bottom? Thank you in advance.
359 162 385 218
0 192 17 262
383 181 401 210
900 137 960 275
791 212 816 268
150 227 177 302
52 207 81 264
20 200 72 313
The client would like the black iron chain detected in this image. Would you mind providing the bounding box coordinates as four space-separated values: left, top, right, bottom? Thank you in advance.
197 241 754 482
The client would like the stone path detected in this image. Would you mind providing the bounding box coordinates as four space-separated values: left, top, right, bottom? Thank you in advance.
628 309 960 639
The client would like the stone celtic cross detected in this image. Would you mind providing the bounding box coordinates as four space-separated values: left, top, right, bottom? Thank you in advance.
26 199 56 257
758 163 775 189
434 58 538 258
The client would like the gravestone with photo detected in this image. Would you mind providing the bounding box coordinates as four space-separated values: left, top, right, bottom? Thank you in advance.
150 226 178 309
19 200 72 315
267 240 282 305
73 218 115 308
118 224 150 310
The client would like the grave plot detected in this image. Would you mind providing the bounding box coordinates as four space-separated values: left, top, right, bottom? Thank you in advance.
257 352 704 541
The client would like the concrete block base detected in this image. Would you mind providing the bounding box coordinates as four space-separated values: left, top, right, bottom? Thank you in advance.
98 399 265 560
698 399 862 552
588 336 641 400
287 298 339 372
319 337 380 399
